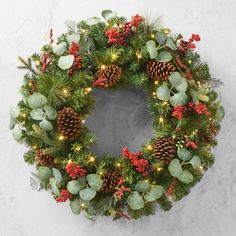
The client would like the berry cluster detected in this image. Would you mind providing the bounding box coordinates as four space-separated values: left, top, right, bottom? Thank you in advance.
176 57 192 79
41 52 51 73
66 162 87 179
68 41 82 76
56 189 72 203
172 105 186 120
105 14 144 46
122 147 151 176
189 102 211 116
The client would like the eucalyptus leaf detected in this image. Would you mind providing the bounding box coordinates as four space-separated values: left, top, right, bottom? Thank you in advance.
67 180 81 194
44 105 57 120
156 85 170 101
10 107 20 119
127 191 144 210
106 11 117 21
170 92 188 106
9 117 16 130
144 185 164 202
52 168 62 184
70 199 81 215
79 187 96 201
190 155 201 169
38 166 52 181
66 34 80 44
178 170 194 184
166 38 177 50
78 176 87 187
156 51 172 62
169 72 188 92
146 40 157 59
52 42 67 56
168 159 182 177
12 125 23 141
101 9 112 19
177 148 192 161
86 17 101 26
78 37 89 55
30 108 45 120
86 174 103 191
156 32 167 45
28 93 47 109
216 105 225 122
135 180 151 192
58 55 74 70
50 178 60 196
39 119 53 131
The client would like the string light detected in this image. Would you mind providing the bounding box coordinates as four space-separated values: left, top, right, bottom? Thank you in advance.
81 119 85 124
101 65 106 70
152 91 156 96
75 145 81 152
172 134 176 139
111 53 117 60
67 159 72 164
146 145 153 150
58 135 65 141
80 203 85 208
157 167 162 172
63 89 68 95
99 171 103 175
154 80 159 85
188 60 192 64
88 156 96 162
21 113 26 118
159 117 164 124
32 145 37 149
151 33 155 38
81 29 86 33
85 87 92 93
116 162 121 167
136 52 142 59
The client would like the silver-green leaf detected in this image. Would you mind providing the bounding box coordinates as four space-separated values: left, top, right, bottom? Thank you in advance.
170 92 188 106
166 38 177 50
30 108 45 120
86 174 103 191
52 168 62 184
79 187 96 201
12 125 23 141
169 72 188 92
38 166 52 181
66 34 80 45
52 42 67 56
146 40 157 59
44 105 57 120
156 51 172 62
58 55 74 70
135 180 151 192
28 93 47 109
67 180 81 195
177 148 192 161
39 119 53 131
156 85 170 101
144 185 164 202
178 170 194 184
70 199 81 215
168 159 182 177
127 191 144 210
190 155 201 169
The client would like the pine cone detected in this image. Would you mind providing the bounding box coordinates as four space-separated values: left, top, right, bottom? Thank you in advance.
199 130 215 144
154 137 176 164
101 171 119 193
29 80 37 95
146 60 175 81
94 65 122 87
35 149 54 166
57 107 81 140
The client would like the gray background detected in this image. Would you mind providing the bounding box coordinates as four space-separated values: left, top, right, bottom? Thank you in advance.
0 0 236 235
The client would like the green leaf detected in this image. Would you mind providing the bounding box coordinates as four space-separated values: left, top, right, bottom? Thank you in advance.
166 38 177 50
50 178 60 196
216 105 225 122
146 40 157 59
39 119 53 131
190 155 201 169
12 125 23 141
78 177 87 187
44 105 57 120
9 117 16 130
52 168 62 184
101 9 112 19
106 11 117 21
86 174 103 191
28 93 47 109
156 32 167 45
52 42 67 56
79 187 96 201
10 107 20 119
170 92 188 106
168 159 182 177
144 185 164 202
177 148 192 161
67 180 81 194
169 72 188 92
135 180 151 192
78 37 89 55
177 170 194 184
58 55 74 70
38 166 52 181
66 34 80 45
86 17 101 25
156 51 172 62
70 199 81 215
156 85 170 101
30 108 45 120
127 191 144 210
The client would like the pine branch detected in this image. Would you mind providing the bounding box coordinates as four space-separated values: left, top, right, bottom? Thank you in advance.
17 56 38 75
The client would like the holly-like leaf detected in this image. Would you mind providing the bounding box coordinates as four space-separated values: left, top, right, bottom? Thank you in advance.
168 159 182 177
52 42 68 56
144 185 164 202
156 85 170 101
44 105 57 120
178 170 194 184
177 148 192 161
170 92 188 106
30 108 45 120
70 199 81 215
67 180 81 194
38 166 52 181
79 187 96 201
156 51 172 62
39 119 53 131
135 180 151 192
190 155 201 169
86 174 103 191
146 40 157 59
58 55 74 70
28 93 47 109
127 191 144 210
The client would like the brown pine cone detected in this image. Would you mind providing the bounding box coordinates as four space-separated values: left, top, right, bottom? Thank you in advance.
35 149 54 166
146 60 175 81
101 171 120 193
154 137 176 164
57 107 81 140
94 65 122 87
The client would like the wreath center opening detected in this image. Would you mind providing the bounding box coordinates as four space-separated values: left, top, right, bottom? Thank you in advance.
85 87 153 157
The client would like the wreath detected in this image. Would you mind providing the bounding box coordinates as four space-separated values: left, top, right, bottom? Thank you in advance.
10 10 224 220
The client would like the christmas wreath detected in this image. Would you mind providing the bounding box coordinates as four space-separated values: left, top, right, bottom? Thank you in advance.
10 10 224 220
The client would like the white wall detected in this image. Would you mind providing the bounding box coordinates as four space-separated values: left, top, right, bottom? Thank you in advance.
0 0 236 235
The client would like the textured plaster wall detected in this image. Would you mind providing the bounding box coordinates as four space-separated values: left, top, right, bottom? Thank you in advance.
0 0 236 235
